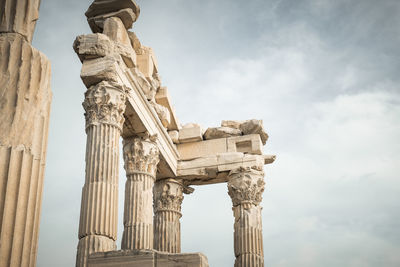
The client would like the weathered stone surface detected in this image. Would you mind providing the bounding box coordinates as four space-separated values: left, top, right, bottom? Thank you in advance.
88 250 209 267
228 168 265 267
0 32 51 267
156 87 180 131
0 0 41 43
227 134 263 155
121 137 159 251
239 119 269 145
80 56 123 87
178 124 203 143
150 101 171 128
177 153 266 185
221 120 243 129
77 81 126 267
128 31 142 55
168 130 179 144
85 0 140 32
73 33 113 62
177 134 262 161
203 126 242 140
88 8 136 33
137 46 158 78
103 17 130 46
154 179 186 253
264 154 276 164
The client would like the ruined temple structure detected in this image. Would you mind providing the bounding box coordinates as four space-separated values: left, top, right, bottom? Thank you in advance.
0 0 52 266
73 0 275 266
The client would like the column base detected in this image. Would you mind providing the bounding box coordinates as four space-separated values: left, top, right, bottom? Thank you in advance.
87 249 209 267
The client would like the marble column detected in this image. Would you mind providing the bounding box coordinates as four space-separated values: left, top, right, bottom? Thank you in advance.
227 167 265 267
76 81 126 267
0 1 52 266
153 179 192 253
121 135 159 250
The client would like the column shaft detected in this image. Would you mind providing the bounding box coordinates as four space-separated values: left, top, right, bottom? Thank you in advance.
228 168 265 267
121 173 154 249
121 136 159 250
0 29 51 267
76 81 126 267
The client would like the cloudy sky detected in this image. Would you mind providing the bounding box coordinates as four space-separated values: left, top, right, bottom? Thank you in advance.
32 0 400 266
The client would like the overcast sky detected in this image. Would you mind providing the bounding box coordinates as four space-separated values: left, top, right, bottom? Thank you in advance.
32 0 400 266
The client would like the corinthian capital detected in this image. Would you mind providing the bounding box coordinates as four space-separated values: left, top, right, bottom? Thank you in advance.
153 179 186 214
82 81 127 130
228 167 265 207
122 135 159 177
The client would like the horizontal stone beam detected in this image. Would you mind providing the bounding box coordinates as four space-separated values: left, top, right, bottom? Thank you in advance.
177 134 263 160
177 152 276 185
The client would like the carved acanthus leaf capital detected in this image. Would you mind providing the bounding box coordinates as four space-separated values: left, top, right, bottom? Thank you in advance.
123 135 159 177
82 81 127 130
154 179 184 214
228 167 265 207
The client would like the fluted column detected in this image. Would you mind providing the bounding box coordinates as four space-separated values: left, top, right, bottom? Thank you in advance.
121 135 159 250
227 167 265 267
76 81 126 267
0 1 51 265
153 179 192 253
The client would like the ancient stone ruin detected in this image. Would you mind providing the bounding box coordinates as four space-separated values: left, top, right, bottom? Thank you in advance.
0 0 275 266
73 1 275 266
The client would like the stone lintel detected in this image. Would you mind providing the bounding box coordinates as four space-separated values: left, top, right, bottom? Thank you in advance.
155 87 180 131
88 250 209 267
177 152 274 186
177 134 263 161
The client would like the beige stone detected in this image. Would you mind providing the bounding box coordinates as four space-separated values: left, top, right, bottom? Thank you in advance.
221 120 244 129
0 31 51 267
102 17 130 46
80 55 123 87
0 0 41 43
228 168 265 267
239 119 269 145
137 46 158 78
177 134 262 160
156 87 180 131
76 82 126 267
227 134 263 154
88 250 209 267
85 0 140 32
168 130 180 144
178 124 203 143
88 8 136 33
73 33 113 62
101 17 137 68
121 137 159 251
203 126 242 140
154 179 186 253
150 101 171 128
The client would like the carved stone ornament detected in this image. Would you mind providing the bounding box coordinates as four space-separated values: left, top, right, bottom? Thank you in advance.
154 179 184 214
123 135 160 177
82 81 127 130
228 167 265 207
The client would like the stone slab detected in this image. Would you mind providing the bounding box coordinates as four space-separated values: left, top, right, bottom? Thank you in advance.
155 87 180 131
177 152 268 185
178 125 203 144
177 134 262 160
88 249 209 267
